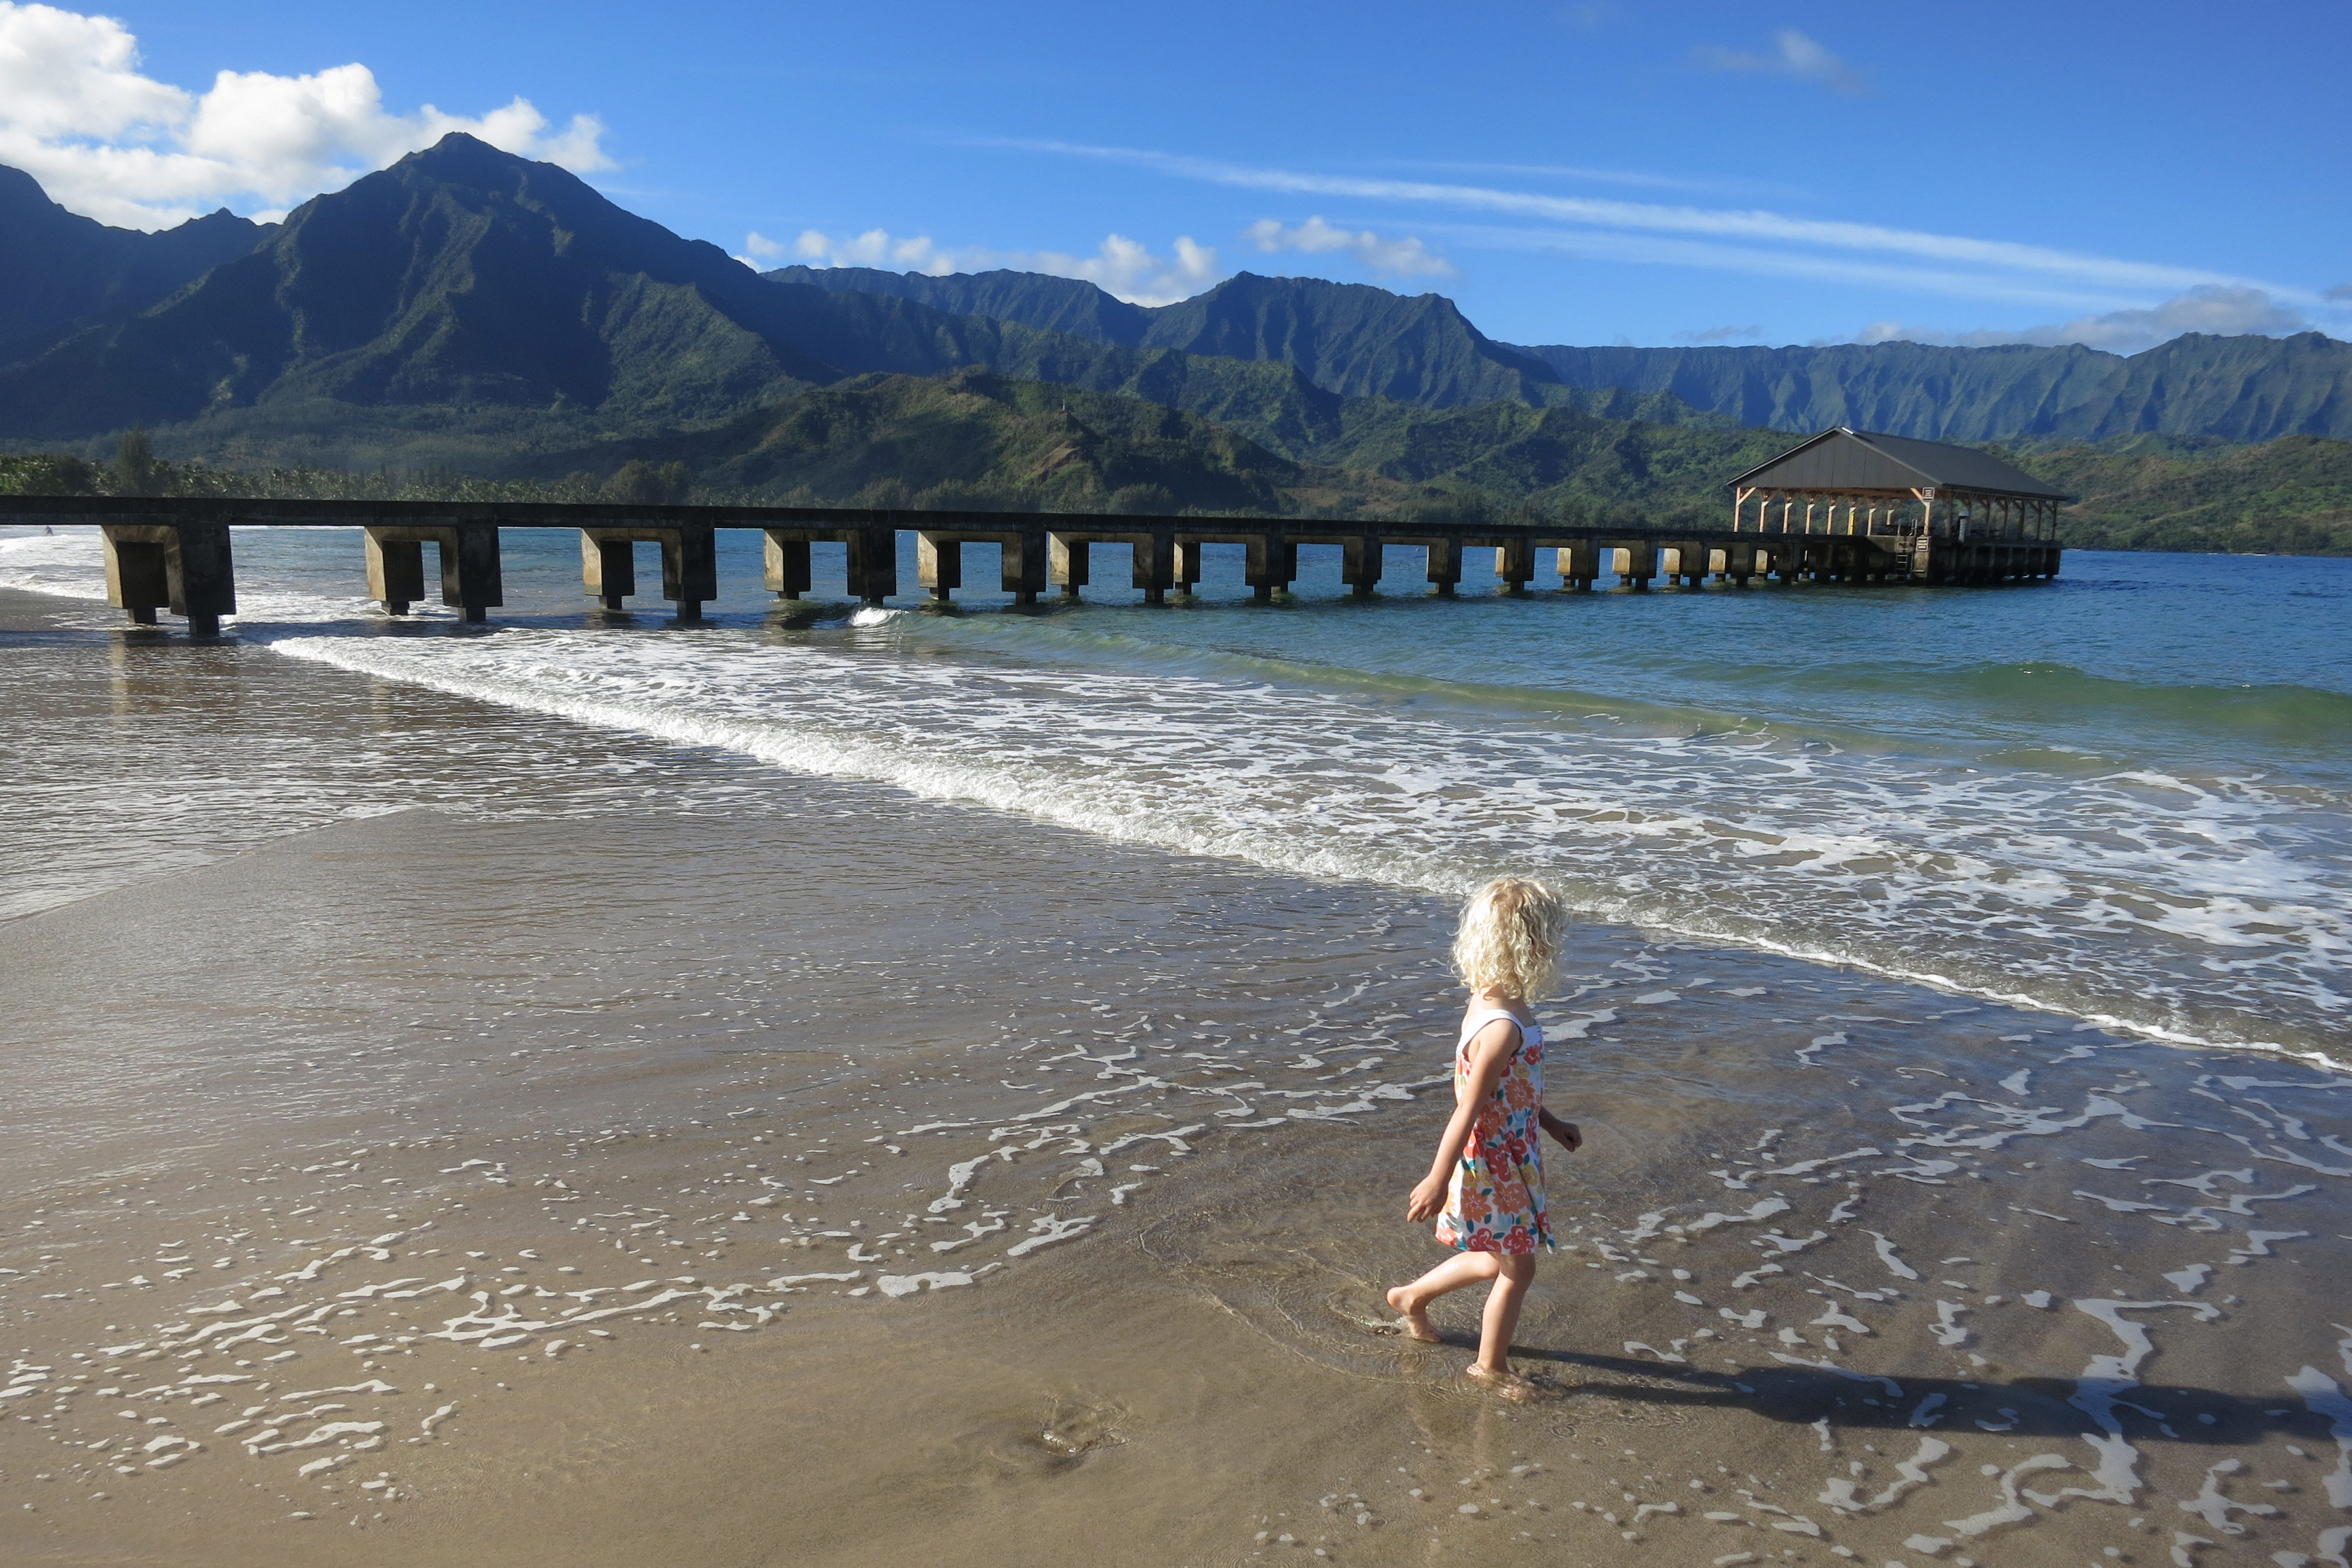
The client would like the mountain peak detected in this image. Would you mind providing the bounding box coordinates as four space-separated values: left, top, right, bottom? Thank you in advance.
397 131 534 178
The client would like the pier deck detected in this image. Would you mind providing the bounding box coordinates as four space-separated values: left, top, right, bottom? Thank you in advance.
0 495 2061 634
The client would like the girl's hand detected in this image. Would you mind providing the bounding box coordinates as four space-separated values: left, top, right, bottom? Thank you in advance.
1541 1111 1583 1153
1406 1172 1448 1222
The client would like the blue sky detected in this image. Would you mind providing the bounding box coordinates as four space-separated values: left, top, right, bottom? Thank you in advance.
4 0 2347 352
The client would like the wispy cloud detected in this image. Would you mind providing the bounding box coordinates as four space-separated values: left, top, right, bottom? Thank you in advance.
1857 285 2318 355
1242 216 1452 278
983 138 2318 311
1694 30 1872 95
1419 221 2134 311
1392 159 1798 198
1676 324 1763 345
0 2 608 228
761 226 1220 306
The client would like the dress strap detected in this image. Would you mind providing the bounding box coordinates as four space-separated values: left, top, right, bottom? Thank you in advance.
1457 1008 1527 1047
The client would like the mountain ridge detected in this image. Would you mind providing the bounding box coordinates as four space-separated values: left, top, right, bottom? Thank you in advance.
772 262 2352 445
0 166 270 361
769 264 1571 409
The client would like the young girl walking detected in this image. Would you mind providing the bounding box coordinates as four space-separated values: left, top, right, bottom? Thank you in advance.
1388 876 1581 1398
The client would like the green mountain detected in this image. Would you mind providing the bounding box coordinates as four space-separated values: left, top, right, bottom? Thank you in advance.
779 263 2352 445
764 265 1157 345
770 266 1571 409
506 369 1789 528
1515 335 2352 444
1296 400 1795 525
0 166 267 359
2012 435 2352 554
0 139 1585 466
506 368 1396 515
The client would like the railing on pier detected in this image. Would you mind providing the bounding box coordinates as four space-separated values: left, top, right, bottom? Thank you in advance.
0 496 2063 634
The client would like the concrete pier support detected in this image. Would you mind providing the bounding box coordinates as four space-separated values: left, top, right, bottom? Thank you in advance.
366 522 500 622
846 525 898 606
1245 533 1296 600
1555 540 1598 592
763 532 812 600
1612 541 1656 591
1498 539 1535 596
1424 538 1462 596
580 534 634 610
1171 540 1205 596
1131 533 1176 605
364 529 427 616
102 520 235 634
1000 530 1047 605
918 533 961 601
1341 534 1382 597
1724 543 1769 586
1050 533 1089 600
579 524 716 618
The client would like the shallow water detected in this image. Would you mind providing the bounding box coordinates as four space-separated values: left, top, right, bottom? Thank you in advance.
3 527 2346 1059
0 529 2346 1565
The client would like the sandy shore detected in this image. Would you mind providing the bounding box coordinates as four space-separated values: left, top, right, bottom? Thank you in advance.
2 591 2347 1567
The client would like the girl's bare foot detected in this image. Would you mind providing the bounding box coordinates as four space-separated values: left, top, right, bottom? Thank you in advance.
1384 1285 1442 1342
1465 1362 1536 1402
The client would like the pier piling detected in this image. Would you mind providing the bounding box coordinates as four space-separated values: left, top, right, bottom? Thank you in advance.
918 533 962 601
363 522 500 621
763 531 812 600
1050 533 1089 600
102 519 235 634
1132 533 1177 606
1424 538 1462 596
577 525 714 618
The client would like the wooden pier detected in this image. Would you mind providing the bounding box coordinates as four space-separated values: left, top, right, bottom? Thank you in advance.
0 491 2062 633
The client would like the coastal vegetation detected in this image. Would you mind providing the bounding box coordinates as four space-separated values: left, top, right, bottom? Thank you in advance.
8 394 2350 556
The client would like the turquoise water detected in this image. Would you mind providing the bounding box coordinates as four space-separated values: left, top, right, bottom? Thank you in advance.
4 530 2347 1059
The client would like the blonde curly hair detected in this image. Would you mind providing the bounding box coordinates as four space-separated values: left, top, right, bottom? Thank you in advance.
1451 876 1569 1001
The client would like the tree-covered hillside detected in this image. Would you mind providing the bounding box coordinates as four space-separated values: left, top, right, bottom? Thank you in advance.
2019 436 2352 555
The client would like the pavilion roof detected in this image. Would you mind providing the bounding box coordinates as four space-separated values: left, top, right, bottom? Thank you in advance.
1726 428 2070 501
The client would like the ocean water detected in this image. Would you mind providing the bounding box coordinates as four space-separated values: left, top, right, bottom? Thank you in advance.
4 526 2346 1062
2 524 2348 1566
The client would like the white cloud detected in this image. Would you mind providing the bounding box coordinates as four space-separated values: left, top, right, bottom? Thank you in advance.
786 226 958 275
1033 233 1220 306
0 2 611 229
735 230 789 265
1854 286 2319 355
1695 30 1871 95
776 226 1222 306
1242 216 1454 278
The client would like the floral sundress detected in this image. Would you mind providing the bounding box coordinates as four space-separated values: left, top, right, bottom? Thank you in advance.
1434 1007 1553 1255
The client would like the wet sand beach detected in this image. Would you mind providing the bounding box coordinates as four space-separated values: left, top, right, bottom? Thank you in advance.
3 546 2350 1566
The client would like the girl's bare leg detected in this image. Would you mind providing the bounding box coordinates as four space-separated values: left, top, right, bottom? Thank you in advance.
1466 1254 1538 1395
1385 1252 1501 1341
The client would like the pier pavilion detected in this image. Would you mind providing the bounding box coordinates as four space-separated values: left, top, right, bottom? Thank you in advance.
1726 427 2067 586
0 430 2064 633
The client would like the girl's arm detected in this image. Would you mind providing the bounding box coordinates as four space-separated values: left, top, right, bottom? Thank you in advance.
1406 1019 1519 1222
1538 1108 1583 1152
